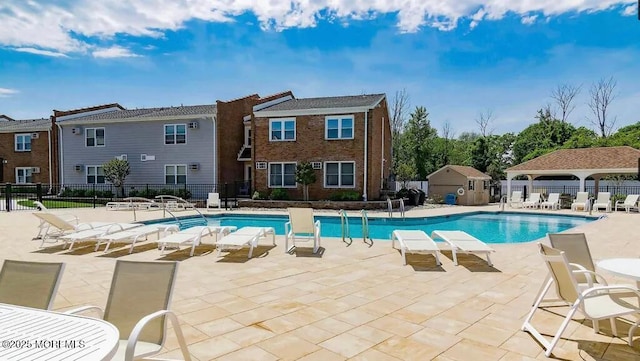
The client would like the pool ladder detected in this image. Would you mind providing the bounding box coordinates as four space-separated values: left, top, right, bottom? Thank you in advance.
338 209 373 247
387 198 405 219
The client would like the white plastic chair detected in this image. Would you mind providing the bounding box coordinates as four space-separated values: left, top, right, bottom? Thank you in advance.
523 193 542 209
285 208 321 253
540 193 561 210
571 192 589 211
66 261 191 361
615 194 639 213
522 243 640 357
592 192 611 212
206 192 221 210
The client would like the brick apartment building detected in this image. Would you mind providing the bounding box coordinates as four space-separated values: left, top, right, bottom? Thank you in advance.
251 94 392 201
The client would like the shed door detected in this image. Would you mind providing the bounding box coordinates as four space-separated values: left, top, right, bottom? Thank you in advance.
474 180 483 205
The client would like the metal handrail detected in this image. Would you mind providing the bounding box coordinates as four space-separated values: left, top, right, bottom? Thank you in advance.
155 195 207 226
360 210 373 247
398 198 405 219
499 194 508 211
387 198 393 218
338 209 353 246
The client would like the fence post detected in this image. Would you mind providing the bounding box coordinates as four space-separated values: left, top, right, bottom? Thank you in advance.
36 183 43 203
224 183 228 210
5 183 11 212
93 183 96 208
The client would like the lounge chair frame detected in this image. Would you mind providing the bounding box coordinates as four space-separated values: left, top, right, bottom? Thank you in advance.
391 230 442 266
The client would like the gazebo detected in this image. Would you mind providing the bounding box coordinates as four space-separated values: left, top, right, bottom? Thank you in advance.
505 146 640 198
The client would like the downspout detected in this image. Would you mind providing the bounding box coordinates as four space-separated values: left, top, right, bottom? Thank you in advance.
47 128 52 186
363 111 368 201
56 122 64 188
381 116 384 186
212 115 217 184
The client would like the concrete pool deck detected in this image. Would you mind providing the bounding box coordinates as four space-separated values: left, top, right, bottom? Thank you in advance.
0 204 638 360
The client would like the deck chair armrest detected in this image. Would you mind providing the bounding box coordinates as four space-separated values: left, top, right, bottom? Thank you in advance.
64 305 105 318
126 309 190 361
284 222 292 235
580 285 640 300
571 269 608 287
314 220 321 235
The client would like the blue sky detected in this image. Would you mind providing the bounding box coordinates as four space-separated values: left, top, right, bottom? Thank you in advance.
0 1 638 135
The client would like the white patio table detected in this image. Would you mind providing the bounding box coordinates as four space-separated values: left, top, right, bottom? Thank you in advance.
597 258 640 288
0 303 119 361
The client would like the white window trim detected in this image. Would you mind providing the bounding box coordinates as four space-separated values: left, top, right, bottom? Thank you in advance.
14 134 32 152
86 165 106 184
164 164 188 184
15 167 33 184
85 127 106 148
244 126 252 147
268 162 297 188
164 124 188 145
324 115 355 140
269 118 296 142
323 161 356 188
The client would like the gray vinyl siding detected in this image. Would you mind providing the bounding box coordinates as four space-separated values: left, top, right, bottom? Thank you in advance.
60 117 215 184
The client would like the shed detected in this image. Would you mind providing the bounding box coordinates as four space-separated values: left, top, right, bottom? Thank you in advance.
427 165 492 206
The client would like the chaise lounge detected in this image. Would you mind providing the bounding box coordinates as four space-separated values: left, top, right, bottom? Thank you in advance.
430 230 495 266
391 230 442 266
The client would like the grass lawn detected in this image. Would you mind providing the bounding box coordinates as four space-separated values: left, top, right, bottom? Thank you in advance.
17 199 99 209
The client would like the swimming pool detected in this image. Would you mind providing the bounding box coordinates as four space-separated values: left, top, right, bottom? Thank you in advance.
149 211 599 244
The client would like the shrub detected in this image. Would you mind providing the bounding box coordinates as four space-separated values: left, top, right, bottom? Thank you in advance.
329 190 361 201
252 190 267 200
269 188 289 200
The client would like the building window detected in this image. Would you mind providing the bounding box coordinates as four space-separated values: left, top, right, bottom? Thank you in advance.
324 161 355 188
468 180 475 190
483 180 489 190
86 128 105 147
325 115 354 140
86 166 105 184
165 124 187 145
245 127 252 147
15 167 33 184
165 165 187 184
268 162 296 188
15 134 32 152
269 118 296 141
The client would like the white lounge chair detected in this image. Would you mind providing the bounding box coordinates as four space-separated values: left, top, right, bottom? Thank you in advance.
157 225 236 257
592 192 611 212
571 192 589 211
430 230 495 266
391 230 442 266
522 243 640 357
285 208 321 253
215 227 276 258
508 191 523 208
33 212 115 246
0 260 65 310
523 193 542 209
615 194 639 213
65 260 191 361
206 192 221 211
60 223 143 251
540 193 561 210
95 224 180 254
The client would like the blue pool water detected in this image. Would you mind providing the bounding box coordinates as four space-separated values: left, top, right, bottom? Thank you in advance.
149 211 598 244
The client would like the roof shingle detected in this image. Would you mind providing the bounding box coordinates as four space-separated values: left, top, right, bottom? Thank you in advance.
0 119 51 132
258 94 385 112
506 146 640 172
61 104 217 124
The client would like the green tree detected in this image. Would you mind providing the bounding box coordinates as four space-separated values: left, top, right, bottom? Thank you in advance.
103 159 130 197
295 162 316 201
561 126 600 149
608 122 640 148
512 109 575 164
404 106 438 179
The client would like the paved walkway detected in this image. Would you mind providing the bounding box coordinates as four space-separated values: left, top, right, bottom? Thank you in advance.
1 205 639 360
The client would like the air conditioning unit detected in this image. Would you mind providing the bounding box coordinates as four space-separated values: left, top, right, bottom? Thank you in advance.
71 127 82 135
255 161 267 170
31 167 41 173
189 163 200 170
116 154 127 161
140 154 155 161
74 164 83 171
312 162 322 170
188 121 199 129
31 133 39 139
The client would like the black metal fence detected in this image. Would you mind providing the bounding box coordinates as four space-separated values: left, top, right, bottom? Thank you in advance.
1 181 251 212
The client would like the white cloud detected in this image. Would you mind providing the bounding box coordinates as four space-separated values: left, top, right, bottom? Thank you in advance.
521 14 538 24
0 0 635 55
14 47 69 57
0 88 19 97
92 46 141 58
621 4 636 15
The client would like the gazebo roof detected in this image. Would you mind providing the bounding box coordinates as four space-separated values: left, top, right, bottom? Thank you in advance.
506 146 640 174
